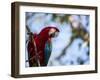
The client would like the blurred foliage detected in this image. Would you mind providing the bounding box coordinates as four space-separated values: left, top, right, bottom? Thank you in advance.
52 14 70 23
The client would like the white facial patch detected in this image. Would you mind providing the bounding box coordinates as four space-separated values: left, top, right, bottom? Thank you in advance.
49 28 56 35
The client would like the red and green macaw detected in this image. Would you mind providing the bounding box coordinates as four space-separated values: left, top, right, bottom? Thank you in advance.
27 26 59 67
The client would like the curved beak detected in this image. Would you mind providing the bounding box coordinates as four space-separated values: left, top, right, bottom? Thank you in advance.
54 32 59 37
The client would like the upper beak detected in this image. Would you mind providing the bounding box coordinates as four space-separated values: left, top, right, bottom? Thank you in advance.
54 32 59 37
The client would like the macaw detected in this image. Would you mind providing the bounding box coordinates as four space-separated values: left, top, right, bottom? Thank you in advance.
27 26 59 67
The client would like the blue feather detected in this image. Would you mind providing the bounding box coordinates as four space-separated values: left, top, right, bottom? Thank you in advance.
44 41 52 66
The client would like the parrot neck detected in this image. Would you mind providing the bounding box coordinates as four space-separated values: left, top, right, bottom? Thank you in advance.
39 34 50 44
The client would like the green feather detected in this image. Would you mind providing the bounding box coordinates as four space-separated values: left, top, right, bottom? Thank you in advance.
44 41 52 66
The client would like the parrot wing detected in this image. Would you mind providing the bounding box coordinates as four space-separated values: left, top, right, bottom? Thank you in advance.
44 40 52 66
27 33 39 67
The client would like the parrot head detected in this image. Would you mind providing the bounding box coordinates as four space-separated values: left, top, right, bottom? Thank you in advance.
39 26 59 39
49 27 59 38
